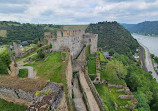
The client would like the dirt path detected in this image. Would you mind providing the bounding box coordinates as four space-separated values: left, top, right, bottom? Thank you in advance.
17 52 37 66
79 70 100 111
141 43 158 81
73 76 87 111
17 52 37 79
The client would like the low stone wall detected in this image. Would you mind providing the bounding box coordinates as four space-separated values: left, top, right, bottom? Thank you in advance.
0 87 34 102
108 83 126 88
119 95 134 100
0 81 63 111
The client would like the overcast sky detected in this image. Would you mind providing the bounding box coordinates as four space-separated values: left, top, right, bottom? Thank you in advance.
0 0 158 24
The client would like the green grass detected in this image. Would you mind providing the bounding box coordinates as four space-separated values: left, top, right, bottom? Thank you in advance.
18 69 28 78
25 52 65 83
0 99 27 111
95 84 129 111
87 55 96 75
63 25 88 30
96 51 108 63
86 45 90 57
100 70 126 85
0 30 7 37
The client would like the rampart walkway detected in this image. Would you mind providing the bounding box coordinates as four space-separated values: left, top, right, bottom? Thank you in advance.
79 69 100 111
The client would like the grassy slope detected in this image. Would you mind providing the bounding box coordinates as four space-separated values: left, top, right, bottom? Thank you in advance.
0 30 7 37
26 52 65 83
63 25 88 31
95 84 129 111
0 99 27 111
87 55 96 75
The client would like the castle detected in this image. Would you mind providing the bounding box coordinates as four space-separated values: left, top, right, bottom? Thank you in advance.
44 29 98 59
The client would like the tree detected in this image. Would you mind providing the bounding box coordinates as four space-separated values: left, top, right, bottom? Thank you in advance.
0 58 8 74
0 48 11 68
151 54 155 59
34 38 39 44
134 92 150 111
154 56 158 63
109 49 115 56
37 49 45 59
105 60 127 79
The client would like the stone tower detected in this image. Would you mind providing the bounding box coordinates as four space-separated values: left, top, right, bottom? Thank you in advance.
13 42 22 58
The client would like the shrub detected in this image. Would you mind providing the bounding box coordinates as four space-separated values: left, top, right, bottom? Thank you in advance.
37 49 45 59
35 89 53 97
18 69 28 78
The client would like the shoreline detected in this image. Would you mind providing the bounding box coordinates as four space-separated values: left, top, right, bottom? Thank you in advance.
132 33 158 37
139 43 158 82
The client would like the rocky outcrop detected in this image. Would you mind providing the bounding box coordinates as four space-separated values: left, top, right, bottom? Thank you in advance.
0 87 34 102
0 76 64 111
27 82 63 111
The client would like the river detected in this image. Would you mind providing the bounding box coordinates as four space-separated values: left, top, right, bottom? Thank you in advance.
132 33 158 56
132 33 158 81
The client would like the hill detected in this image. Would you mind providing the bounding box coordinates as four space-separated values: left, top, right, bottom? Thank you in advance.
0 21 89 45
122 21 158 36
86 21 139 56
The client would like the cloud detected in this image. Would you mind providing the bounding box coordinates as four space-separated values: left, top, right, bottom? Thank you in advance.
0 0 158 24
0 0 30 4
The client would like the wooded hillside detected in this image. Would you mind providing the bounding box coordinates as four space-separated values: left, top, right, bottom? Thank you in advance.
86 21 139 56
122 21 158 36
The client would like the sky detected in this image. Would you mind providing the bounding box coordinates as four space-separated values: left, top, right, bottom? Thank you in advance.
0 0 158 24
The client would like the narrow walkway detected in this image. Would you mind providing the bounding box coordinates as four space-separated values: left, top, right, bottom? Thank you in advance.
79 70 100 111
141 43 158 81
73 76 87 111
19 66 35 78
17 52 37 79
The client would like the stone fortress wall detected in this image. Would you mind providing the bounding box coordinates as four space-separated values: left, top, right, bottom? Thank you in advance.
44 29 98 59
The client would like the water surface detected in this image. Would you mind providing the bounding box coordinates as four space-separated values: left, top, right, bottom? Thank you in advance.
132 33 158 56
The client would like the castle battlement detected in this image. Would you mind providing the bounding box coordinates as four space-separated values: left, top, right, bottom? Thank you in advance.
44 29 98 59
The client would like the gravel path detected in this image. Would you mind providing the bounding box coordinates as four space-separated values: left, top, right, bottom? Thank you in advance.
73 77 87 111
141 43 158 82
17 52 37 79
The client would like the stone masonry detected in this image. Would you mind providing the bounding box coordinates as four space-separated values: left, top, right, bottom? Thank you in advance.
44 29 98 59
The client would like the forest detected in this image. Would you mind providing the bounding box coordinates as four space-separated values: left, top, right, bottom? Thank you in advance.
86 21 139 56
0 21 63 44
112 54 158 111
122 21 158 36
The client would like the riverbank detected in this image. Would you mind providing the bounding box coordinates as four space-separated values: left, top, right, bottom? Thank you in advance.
140 43 158 82
139 46 148 72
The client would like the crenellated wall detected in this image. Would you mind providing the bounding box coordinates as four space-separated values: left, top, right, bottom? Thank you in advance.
45 29 98 59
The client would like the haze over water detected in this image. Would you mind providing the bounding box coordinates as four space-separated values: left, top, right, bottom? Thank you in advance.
132 33 158 57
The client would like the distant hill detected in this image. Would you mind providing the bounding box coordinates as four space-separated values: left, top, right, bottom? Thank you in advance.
0 21 63 45
0 21 89 45
86 21 139 56
122 21 158 36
